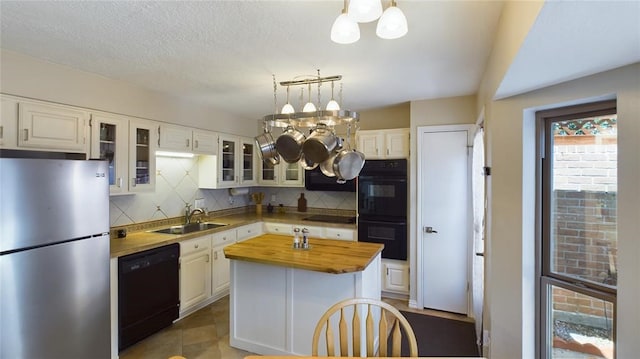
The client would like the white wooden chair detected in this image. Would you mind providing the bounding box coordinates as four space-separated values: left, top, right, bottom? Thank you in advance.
311 298 418 357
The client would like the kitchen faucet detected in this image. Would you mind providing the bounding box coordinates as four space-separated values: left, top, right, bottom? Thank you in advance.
184 204 205 224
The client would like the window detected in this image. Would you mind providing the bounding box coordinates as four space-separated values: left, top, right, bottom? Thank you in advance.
537 100 617 359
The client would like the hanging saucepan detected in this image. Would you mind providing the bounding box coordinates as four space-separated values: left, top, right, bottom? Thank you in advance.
333 149 365 181
254 128 279 165
300 153 318 170
319 137 343 177
302 123 338 164
275 125 306 163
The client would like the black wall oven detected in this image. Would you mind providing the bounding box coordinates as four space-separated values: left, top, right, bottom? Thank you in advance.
358 159 408 260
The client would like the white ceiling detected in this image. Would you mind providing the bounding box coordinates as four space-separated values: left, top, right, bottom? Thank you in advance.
0 1 638 121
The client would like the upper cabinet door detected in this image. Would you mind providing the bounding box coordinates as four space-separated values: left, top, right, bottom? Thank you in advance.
90 113 129 195
357 132 383 158
0 96 18 149
385 129 410 159
158 124 192 152
218 134 238 187
192 129 217 155
18 101 88 153
128 119 157 193
239 137 256 186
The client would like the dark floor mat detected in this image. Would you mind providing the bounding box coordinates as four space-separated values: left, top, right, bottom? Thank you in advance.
394 311 480 357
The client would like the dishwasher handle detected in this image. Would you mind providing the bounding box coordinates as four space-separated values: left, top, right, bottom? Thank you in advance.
119 244 179 274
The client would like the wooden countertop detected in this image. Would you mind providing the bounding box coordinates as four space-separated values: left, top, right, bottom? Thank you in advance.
223 234 383 274
110 212 356 258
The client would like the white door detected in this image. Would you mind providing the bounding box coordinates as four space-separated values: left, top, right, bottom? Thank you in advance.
419 126 471 314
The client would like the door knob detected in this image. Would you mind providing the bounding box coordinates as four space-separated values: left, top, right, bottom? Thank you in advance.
424 226 438 233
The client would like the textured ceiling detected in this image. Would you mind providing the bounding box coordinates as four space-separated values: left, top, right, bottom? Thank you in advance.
1 1 638 121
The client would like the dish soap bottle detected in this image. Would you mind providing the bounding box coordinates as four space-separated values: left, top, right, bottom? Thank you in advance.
297 193 307 212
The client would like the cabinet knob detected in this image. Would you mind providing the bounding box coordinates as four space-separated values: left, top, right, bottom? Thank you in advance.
195 244 199 248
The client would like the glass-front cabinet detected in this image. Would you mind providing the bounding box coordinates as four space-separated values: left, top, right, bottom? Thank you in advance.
216 134 256 188
128 119 157 193
259 160 304 187
90 113 128 194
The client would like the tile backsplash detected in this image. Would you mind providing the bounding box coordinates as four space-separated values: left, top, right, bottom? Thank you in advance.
109 156 356 226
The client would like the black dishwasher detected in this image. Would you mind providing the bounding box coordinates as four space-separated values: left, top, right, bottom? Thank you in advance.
118 243 179 351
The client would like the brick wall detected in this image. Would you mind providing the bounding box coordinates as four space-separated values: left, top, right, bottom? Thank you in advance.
551 135 617 322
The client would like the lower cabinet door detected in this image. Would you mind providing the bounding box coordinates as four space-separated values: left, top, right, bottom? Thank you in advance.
212 246 231 295
180 249 212 312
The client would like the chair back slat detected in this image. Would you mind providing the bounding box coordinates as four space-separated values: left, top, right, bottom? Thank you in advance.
391 319 402 357
338 308 348 356
325 319 335 356
378 308 388 356
352 307 361 357
311 298 418 358
366 304 375 356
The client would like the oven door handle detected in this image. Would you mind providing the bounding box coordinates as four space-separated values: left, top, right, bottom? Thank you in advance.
358 219 407 226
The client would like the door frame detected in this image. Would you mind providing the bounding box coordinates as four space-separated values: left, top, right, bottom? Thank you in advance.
416 124 475 311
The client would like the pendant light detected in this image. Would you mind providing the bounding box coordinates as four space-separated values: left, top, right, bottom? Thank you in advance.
376 0 408 39
281 85 295 114
331 0 360 45
348 0 383 23
326 81 340 111
302 83 316 112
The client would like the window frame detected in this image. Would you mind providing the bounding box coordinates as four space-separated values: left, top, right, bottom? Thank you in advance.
536 99 617 359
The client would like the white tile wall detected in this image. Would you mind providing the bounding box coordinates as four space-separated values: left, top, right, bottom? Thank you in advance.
109 156 356 226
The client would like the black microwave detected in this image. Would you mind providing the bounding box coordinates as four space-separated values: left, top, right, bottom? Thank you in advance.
304 167 356 192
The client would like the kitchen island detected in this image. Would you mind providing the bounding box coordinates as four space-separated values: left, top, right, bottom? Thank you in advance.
224 234 383 356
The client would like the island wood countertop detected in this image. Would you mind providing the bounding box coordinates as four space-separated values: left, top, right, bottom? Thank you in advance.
223 233 383 274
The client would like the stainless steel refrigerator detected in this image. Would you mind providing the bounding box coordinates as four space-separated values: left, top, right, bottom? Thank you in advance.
0 155 111 358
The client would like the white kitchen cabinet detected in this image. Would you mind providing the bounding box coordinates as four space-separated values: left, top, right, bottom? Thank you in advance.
90 112 129 195
324 227 356 241
259 160 304 187
17 100 89 153
381 259 409 294
236 222 263 242
0 96 18 148
263 222 354 241
158 124 217 155
357 128 409 159
128 119 157 193
212 229 237 298
180 236 212 314
200 134 256 188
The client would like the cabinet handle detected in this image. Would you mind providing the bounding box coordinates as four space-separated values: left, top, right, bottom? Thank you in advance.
195 244 199 249
214 251 218 260
131 178 136 187
235 175 238 183
186 139 190 148
23 129 29 141
386 268 389 276
117 177 123 188
206 254 210 263
194 140 199 148
0 125 3 139
387 148 390 155
376 148 379 155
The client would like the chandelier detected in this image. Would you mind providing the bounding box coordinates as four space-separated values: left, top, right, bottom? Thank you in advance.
255 72 365 183
331 0 408 44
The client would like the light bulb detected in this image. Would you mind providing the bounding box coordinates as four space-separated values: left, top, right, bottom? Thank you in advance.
376 2 408 39
348 0 383 23
331 12 360 44
303 102 317 112
326 100 340 111
281 103 295 114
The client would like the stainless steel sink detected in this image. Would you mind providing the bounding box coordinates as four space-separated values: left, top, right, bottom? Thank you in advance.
151 222 227 235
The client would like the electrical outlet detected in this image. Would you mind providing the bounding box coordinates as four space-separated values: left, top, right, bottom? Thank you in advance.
271 194 276 202
194 198 205 208
483 330 490 345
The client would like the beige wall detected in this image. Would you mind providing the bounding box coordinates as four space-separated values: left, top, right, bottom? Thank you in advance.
476 1 639 358
0 50 257 137
358 102 410 130
407 94 477 312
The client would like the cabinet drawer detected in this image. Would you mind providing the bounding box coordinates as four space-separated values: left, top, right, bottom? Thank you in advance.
236 223 263 242
264 222 293 235
212 229 237 247
325 228 355 241
180 236 211 256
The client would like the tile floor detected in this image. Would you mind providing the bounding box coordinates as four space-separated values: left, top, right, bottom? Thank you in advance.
119 296 472 359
